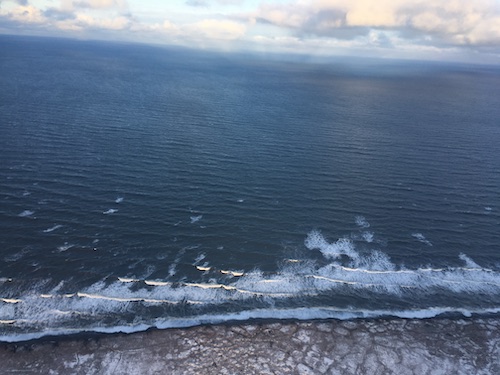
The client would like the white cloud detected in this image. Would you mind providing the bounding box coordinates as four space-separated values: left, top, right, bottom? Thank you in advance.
0 5 46 23
0 1 132 32
60 0 128 11
185 0 244 6
254 0 500 46
1 0 499 62
55 12 130 30
190 18 246 40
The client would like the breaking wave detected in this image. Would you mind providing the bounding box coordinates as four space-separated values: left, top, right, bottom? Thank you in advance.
1 227 500 342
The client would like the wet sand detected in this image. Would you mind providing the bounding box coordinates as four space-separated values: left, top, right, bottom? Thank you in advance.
1 318 499 374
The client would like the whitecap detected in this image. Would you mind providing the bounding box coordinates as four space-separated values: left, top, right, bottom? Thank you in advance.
57 243 74 252
362 231 374 243
412 233 433 246
118 277 140 283
193 253 206 265
144 280 171 286
115 197 124 203
168 263 177 277
1 298 22 304
43 224 63 233
459 253 481 269
103 209 118 215
196 265 211 272
305 230 360 263
18 210 34 217
220 270 244 277
355 216 370 228
190 215 202 224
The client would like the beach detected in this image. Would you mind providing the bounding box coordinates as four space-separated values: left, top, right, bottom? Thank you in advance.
1 317 499 374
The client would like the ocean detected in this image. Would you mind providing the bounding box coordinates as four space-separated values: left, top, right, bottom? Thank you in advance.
1 35 500 342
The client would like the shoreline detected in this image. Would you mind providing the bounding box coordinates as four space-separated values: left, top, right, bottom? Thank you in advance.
1 317 499 374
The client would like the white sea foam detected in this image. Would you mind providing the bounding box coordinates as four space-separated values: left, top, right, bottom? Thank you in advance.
168 263 177 277
305 230 360 263
144 280 172 286
115 197 124 203
193 253 206 265
2 305 500 343
103 209 118 215
18 210 34 217
220 270 244 277
2 229 500 342
1 298 22 304
362 231 374 243
0 320 16 325
118 277 140 283
43 224 63 233
196 265 211 272
355 216 370 228
57 243 74 252
7 234 500 313
412 233 433 246
190 215 203 224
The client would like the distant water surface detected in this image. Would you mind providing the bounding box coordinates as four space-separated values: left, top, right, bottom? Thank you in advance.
1 36 500 341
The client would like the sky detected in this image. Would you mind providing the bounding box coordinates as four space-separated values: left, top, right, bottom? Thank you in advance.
1 0 500 63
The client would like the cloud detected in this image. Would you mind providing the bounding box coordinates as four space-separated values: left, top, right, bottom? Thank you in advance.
1 5 45 23
62 0 128 10
187 18 246 40
185 0 208 7
254 0 500 47
1 1 132 32
55 12 131 31
185 0 243 6
0 0 29 5
1 0 499 62
56 0 131 31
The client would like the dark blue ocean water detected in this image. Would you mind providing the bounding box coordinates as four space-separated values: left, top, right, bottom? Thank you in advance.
1 35 500 341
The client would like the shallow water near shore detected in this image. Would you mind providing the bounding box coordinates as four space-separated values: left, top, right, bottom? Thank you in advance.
1 35 500 342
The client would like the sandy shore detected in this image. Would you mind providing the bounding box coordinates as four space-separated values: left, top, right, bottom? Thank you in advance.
1 318 499 374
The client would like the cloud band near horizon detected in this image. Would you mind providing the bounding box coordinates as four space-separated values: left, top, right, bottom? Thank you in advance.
1 0 500 63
